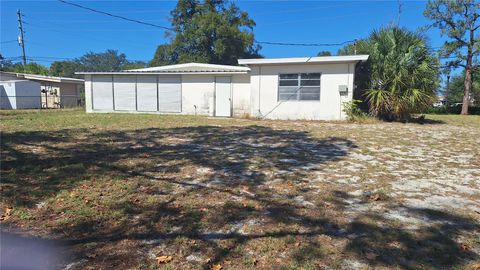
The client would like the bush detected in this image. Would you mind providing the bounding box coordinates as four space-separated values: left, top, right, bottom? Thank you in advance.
426 105 480 115
344 100 369 121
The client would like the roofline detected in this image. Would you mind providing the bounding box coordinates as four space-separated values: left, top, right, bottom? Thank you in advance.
1 71 84 84
76 71 249 75
129 62 250 72
238 55 369 65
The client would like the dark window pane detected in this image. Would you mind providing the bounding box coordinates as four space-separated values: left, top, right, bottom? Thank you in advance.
300 79 320 86
279 74 298 80
279 80 298 86
301 73 320 79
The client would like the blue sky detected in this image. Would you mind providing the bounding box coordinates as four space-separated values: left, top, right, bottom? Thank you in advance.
1 0 446 66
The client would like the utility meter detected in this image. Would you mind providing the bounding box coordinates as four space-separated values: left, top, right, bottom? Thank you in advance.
338 85 348 95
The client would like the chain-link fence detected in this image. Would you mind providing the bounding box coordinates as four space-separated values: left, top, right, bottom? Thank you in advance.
0 95 84 109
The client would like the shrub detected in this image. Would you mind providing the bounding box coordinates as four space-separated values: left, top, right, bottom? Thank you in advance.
344 100 369 121
426 105 480 115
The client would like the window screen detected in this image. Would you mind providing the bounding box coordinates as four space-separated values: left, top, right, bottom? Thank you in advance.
278 73 320 101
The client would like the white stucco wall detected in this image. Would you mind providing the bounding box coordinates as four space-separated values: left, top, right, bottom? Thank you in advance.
249 63 356 120
232 74 251 117
83 74 250 116
0 80 41 109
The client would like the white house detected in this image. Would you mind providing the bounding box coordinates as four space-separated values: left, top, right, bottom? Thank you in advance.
1 71 84 108
0 80 42 109
77 55 368 120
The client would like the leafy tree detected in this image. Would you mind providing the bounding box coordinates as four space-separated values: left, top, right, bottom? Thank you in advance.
0 54 13 71
152 0 261 65
339 27 439 121
446 70 480 105
121 61 147 70
424 0 480 114
6 62 50 75
50 60 83 78
317 51 332 56
78 49 129 72
149 44 177 66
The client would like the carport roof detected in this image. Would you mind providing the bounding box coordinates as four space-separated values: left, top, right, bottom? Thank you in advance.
76 63 250 75
1 71 84 84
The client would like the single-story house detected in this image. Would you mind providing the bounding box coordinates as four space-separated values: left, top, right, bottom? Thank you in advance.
0 80 42 109
0 71 84 108
76 55 369 120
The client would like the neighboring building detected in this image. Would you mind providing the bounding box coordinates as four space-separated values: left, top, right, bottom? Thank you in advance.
0 71 84 108
0 80 41 109
433 95 447 107
76 55 369 120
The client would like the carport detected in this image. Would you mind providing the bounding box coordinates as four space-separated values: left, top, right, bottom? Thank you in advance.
77 63 251 116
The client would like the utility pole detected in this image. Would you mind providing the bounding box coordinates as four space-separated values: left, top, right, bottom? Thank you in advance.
17 9 27 66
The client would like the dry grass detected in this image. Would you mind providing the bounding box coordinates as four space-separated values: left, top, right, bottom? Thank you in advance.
1 109 479 270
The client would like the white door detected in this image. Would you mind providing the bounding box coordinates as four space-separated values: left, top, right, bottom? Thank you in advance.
92 75 113 111
158 75 182 113
113 75 136 111
215 77 231 117
136 75 158 112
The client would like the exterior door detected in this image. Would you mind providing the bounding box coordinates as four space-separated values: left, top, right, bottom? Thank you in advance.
215 76 231 117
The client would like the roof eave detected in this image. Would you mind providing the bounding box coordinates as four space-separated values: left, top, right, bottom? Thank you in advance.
75 71 250 75
238 55 369 65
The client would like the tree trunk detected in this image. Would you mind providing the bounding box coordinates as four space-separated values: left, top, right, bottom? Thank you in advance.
461 24 475 115
462 66 471 115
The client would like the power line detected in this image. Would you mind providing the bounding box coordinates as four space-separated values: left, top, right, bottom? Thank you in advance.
1 40 18 44
57 0 173 31
255 40 356 47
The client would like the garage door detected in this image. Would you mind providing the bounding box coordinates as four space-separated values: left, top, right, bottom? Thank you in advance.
136 75 158 112
92 75 113 110
113 75 136 111
158 75 181 112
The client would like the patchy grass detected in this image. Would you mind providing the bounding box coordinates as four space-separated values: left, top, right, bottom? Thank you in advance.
1 109 479 270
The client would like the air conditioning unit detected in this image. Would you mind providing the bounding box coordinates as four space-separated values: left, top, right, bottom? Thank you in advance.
338 85 348 95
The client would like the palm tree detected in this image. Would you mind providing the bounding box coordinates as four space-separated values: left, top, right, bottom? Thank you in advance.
348 27 439 121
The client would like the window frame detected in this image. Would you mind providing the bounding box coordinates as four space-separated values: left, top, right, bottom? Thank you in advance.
278 73 321 102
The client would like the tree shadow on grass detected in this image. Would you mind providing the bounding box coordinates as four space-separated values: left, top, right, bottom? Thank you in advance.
1 125 478 269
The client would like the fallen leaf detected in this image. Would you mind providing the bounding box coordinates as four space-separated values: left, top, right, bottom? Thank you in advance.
471 262 480 270
156 255 173 264
295 242 301 247
461 243 470 251
369 194 380 201
211 264 222 270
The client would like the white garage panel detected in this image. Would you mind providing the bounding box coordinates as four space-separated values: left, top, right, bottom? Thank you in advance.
113 75 136 111
158 75 181 112
92 75 113 110
136 75 158 111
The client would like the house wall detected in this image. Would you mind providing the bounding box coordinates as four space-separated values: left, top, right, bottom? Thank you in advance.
0 80 41 109
84 74 250 116
249 63 356 120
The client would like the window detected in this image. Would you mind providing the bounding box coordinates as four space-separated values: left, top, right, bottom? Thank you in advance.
278 73 321 101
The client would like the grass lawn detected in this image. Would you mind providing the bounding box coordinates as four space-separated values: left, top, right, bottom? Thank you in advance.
1 109 479 270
